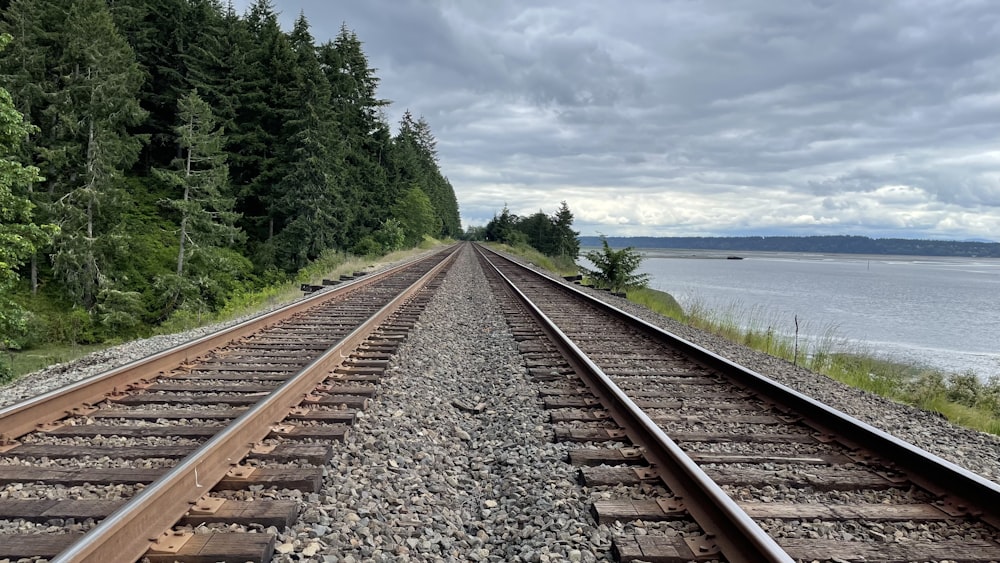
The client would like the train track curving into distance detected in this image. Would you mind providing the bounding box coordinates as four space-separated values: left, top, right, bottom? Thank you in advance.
0 245 459 562
475 242 1000 563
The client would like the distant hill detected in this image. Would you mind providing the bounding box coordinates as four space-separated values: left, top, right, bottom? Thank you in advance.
579 235 1000 258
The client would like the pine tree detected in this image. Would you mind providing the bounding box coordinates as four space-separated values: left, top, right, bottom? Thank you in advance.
44 0 146 310
552 201 580 259
582 237 650 294
156 90 239 275
231 0 298 250
182 1 234 130
0 0 61 141
153 89 241 314
109 0 227 171
391 111 461 238
271 14 347 270
320 26 391 242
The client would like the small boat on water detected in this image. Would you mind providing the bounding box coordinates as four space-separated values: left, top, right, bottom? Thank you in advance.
726 256 744 260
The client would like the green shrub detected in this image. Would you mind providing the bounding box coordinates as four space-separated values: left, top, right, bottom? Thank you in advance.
581 237 650 293
352 236 382 257
907 370 948 407
45 308 98 345
947 371 982 408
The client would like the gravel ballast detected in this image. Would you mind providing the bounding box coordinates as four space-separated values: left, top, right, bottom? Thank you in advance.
3 244 1000 561
270 247 618 561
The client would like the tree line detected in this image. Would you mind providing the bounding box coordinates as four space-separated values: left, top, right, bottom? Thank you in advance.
0 0 460 352
578 235 1000 257
470 202 580 261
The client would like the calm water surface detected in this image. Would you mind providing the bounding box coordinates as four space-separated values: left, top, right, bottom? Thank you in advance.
609 249 1000 379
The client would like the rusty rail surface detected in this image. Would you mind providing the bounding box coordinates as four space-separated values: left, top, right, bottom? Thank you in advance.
0 247 451 444
476 242 1000 562
475 244 792 562
0 245 457 563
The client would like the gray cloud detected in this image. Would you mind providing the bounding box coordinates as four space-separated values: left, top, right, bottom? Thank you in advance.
237 0 1000 240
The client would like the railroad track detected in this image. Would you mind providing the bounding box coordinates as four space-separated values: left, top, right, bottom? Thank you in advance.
0 245 459 562
476 243 1000 563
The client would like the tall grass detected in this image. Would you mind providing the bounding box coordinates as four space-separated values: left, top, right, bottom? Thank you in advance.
484 242 580 276
626 287 684 319
630 292 1000 435
2 343 107 385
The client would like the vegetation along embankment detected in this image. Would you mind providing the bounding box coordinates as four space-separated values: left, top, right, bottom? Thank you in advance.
0 2 461 382
487 225 1000 435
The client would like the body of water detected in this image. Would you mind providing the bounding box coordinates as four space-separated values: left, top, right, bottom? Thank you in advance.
601 249 1000 379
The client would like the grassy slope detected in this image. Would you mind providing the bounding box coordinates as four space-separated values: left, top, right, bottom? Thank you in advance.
3 241 448 384
637 285 1000 435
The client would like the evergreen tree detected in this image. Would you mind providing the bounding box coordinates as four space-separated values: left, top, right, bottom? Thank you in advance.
235 0 297 251
582 237 650 294
153 90 240 316
0 3 462 352
320 25 391 242
484 201 578 258
552 201 580 259
0 0 61 142
391 111 461 238
518 210 557 254
484 205 518 244
183 1 237 132
270 14 347 270
0 0 64 293
110 0 225 171
44 0 146 310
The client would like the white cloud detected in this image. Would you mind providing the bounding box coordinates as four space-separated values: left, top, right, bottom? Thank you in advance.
234 0 1000 240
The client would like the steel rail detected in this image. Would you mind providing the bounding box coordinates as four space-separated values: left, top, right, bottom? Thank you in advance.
0 247 452 443
479 243 1000 534
475 244 794 563
50 245 459 563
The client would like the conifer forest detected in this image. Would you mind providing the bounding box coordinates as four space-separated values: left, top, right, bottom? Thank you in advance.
0 0 462 358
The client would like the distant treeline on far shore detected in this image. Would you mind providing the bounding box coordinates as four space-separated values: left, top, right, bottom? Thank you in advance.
578 235 1000 258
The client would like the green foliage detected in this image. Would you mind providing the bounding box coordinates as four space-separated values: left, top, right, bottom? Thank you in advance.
581 237 650 293
484 201 580 260
44 0 147 310
391 111 460 238
351 236 381 257
152 89 243 316
46 307 97 345
484 205 518 245
96 287 144 334
353 218 406 256
392 187 438 247
625 287 685 319
0 3 461 378
375 218 405 253
320 25 392 240
0 32 55 356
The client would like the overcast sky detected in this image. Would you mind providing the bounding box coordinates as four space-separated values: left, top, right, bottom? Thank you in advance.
234 1 1000 241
